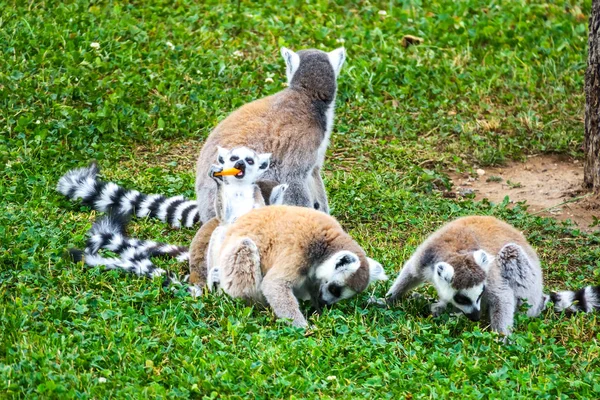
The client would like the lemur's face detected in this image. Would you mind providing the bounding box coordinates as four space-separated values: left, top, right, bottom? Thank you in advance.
212 146 271 184
432 250 492 321
313 251 388 309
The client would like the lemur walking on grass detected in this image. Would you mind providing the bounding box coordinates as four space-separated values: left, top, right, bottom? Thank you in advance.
385 216 600 334
386 216 549 335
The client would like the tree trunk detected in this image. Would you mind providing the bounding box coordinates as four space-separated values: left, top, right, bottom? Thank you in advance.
585 0 600 192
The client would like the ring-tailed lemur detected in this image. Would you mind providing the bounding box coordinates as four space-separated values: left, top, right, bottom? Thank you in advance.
69 147 288 295
207 205 388 327
551 287 600 313
195 47 346 222
71 205 388 328
56 162 286 230
385 216 548 335
202 146 288 291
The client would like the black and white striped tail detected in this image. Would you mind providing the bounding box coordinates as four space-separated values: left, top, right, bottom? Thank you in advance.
551 286 600 313
57 163 200 228
70 213 190 286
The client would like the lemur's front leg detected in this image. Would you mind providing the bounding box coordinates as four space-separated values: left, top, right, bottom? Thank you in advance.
430 300 449 317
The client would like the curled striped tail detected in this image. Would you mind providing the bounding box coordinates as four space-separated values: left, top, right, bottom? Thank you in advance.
70 214 190 286
57 163 200 228
551 286 600 313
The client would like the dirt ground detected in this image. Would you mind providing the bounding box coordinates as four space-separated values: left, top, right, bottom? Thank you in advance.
449 155 600 233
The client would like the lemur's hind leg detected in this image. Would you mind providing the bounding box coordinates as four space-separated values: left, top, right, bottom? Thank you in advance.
310 166 329 213
385 261 424 304
283 179 313 208
219 237 263 303
498 243 546 317
188 217 220 287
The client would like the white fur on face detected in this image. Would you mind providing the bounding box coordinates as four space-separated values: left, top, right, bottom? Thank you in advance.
453 284 486 315
280 47 300 83
432 261 486 314
216 146 271 185
432 262 455 301
327 47 346 77
316 251 361 304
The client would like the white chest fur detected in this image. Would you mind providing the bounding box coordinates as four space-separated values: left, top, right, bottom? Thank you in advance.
220 184 258 223
316 100 335 167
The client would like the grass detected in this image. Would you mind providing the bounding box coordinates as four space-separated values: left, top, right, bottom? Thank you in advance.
1 0 600 398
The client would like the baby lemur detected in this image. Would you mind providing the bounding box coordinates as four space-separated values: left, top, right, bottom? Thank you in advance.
201 146 288 292
69 146 287 289
386 216 548 335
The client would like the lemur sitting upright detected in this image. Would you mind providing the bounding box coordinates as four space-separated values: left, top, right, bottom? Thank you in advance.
194 47 347 222
68 147 287 294
385 216 548 335
202 146 288 292
58 47 344 226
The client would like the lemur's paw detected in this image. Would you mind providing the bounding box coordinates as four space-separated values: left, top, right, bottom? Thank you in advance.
207 267 221 292
367 296 388 308
430 301 447 317
188 285 203 298
208 164 223 181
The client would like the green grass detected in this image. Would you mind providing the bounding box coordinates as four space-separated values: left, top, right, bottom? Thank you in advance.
1 0 600 398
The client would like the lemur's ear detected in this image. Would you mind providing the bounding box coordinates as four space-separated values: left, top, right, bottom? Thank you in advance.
216 146 229 164
435 262 454 284
257 153 272 170
281 47 300 83
327 47 346 77
367 257 388 283
269 184 288 205
473 250 493 272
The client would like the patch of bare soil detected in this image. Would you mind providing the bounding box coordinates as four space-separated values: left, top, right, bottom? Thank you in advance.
449 155 600 233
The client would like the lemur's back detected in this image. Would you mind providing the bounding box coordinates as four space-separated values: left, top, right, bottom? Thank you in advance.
199 89 322 179
431 216 538 263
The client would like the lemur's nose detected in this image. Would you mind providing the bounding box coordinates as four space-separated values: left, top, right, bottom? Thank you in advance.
234 160 245 170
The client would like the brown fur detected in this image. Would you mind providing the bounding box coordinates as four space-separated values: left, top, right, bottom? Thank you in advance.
197 91 322 178
220 205 370 292
188 217 220 286
215 206 371 326
188 182 282 287
421 216 537 289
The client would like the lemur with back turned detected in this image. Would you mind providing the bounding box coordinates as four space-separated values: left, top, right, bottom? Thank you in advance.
195 47 346 222
58 47 346 228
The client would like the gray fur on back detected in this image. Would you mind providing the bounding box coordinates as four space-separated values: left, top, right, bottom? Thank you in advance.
195 48 344 223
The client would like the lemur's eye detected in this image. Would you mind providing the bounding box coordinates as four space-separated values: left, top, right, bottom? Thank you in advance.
245 158 254 165
453 293 472 306
218 156 224 164
335 255 355 269
328 283 343 298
